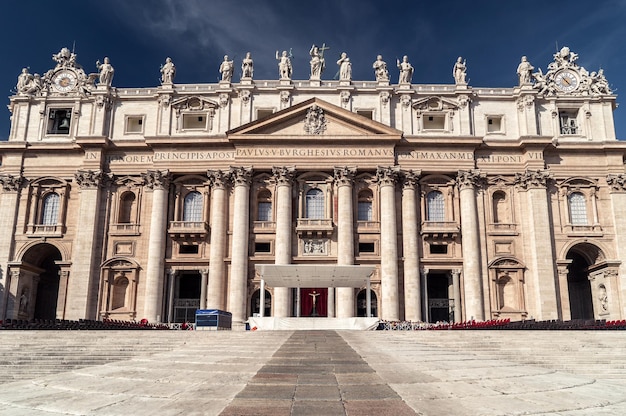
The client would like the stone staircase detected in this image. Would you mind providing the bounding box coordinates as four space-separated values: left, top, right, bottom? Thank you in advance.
398 330 626 379
0 331 192 383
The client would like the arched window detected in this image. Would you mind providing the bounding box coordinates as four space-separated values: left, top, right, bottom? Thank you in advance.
118 192 136 223
426 190 445 222
257 190 272 221
492 191 508 223
305 188 324 219
568 192 587 225
40 193 60 225
183 191 203 222
357 190 373 221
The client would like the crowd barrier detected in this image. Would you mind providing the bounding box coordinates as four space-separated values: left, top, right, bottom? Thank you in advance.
0 318 171 330
377 318 626 330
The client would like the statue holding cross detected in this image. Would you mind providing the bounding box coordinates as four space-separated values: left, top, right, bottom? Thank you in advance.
309 43 329 80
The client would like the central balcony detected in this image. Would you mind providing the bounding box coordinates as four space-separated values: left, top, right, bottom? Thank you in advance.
296 218 333 237
168 221 209 240
420 221 460 238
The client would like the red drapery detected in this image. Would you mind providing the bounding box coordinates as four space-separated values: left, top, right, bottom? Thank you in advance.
300 288 327 317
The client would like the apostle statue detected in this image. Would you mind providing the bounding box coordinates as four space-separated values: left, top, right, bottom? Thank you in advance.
241 52 254 79
96 57 114 87
517 56 534 85
373 55 389 81
336 52 352 81
397 55 414 84
220 55 234 82
160 57 176 84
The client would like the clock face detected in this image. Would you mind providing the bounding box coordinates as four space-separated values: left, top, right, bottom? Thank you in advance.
555 70 579 93
52 70 77 92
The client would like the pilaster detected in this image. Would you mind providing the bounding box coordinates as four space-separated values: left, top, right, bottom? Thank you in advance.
0 174 23 319
606 174 626 317
515 169 559 320
67 169 105 320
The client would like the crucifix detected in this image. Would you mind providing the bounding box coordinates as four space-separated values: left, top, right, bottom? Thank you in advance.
309 290 320 317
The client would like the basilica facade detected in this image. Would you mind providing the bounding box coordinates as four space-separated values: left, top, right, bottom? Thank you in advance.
1 46 625 328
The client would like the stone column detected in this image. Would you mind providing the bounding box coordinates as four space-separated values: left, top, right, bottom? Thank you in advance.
607 174 626 317
457 170 485 321
207 170 230 310
167 269 176 323
142 170 170 322
401 170 421 321
67 170 106 320
199 269 208 310
515 169 559 320
272 166 295 317
0 174 23 320
451 269 462 323
335 167 356 318
229 167 252 326
377 167 400 320
556 264 571 320
421 267 429 322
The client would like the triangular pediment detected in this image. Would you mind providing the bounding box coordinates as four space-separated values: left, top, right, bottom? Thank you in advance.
412 96 460 111
228 98 402 139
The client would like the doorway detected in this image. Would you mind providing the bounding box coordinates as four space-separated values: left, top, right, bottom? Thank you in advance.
427 272 453 323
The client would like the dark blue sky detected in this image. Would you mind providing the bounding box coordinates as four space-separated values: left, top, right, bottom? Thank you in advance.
2 0 625 139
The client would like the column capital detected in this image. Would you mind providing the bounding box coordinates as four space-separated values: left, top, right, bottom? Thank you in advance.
515 169 551 190
207 169 231 189
401 169 421 189
0 173 24 193
607 174 626 192
142 169 171 190
451 269 461 278
75 169 105 189
333 166 356 187
456 169 484 190
375 166 400 187
230 166 253 187
271 166 296 186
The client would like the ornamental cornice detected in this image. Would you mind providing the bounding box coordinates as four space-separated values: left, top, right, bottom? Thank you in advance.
142 169 171 190
606 174 626 192
0 173 24 193
333 166 357 187
271 166 296 186
207 170 231 189
514 169 552 189
230 166 253 187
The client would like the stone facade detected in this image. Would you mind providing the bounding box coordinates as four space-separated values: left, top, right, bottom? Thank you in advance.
1 47 624 326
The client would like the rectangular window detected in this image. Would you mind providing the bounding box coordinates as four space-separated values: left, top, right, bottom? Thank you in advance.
47 108 72 135
359 242 376 253
255 242 271 253
357 110 374 120
423 114 446 130
487 116 503 133
256 108 274 120
125 116 144 134
179 245 199 254
182 113 207 130
357 201 373 221
429 244 448 254
559 111 578 135
258 202 272 221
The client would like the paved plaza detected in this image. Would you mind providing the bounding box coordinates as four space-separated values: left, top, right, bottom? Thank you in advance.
0 330 625 415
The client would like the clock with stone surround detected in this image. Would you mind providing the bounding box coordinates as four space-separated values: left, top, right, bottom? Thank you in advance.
51 69 78 93
554 69 579 93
